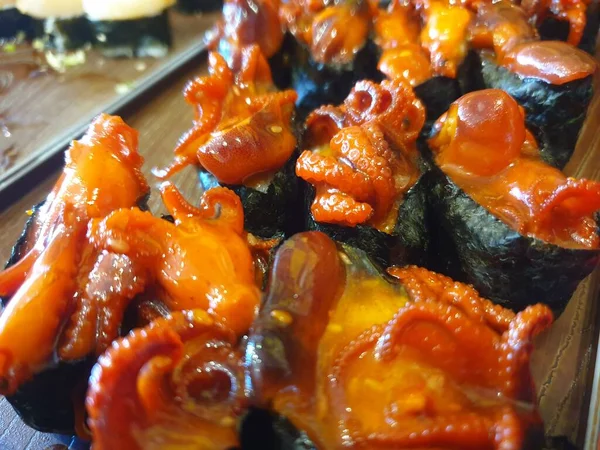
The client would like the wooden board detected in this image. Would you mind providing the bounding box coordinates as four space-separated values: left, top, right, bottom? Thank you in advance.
0 10 218 194
0 37 599 450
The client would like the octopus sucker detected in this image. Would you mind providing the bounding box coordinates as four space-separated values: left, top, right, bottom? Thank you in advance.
87 310 245 450
245 232 552 449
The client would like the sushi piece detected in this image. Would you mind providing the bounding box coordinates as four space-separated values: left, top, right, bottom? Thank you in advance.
83 0 175 58
0 0 32 41
374 0 468 124
467 1 598 168
280 0 382 117
426 89 600 314
16 0 92 51
86 310 247 450
206 0 290 89
155 45 299 239
244 231 553 449
175 0 223 13
0 114 150 433
295 78 429 267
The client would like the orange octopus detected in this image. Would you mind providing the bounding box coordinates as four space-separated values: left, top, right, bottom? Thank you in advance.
207 0 285 62
247 231 553 449
429 89 600 248
86 183 261 337
87 310 246 450
279 0 374 66
295 79 424 231
469 1 596 84
0 114 149 395
155 45 297 185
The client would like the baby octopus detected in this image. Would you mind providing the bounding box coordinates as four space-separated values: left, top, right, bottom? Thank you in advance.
246 232 554 449
87 309 246 450
155 45 297 185
0 114 149 394
86 183 261 337
296 79 424 231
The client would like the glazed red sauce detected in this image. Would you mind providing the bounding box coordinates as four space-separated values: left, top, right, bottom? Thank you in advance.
502 41 597 85
429 89 600 248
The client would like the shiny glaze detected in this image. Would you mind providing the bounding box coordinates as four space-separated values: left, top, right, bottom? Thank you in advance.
155 46 297 185
87 184 261 336
209 0 284 61
374 4 433 85
429 89 600 248
0 115 149 394
296 79 424 231
279 0 372 66
246 232 553 449
87 310 246 450
502 40 597 84
469 2 597 84
421 2 472 78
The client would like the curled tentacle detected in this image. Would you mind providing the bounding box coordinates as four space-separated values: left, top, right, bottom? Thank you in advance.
388 265 516 332
86 310 245 450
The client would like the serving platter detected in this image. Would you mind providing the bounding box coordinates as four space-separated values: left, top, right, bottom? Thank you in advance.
0 16 598 450
0 10 218 195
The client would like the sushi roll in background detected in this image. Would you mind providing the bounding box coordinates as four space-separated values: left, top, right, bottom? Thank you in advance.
466 1 598 169
83 0 175 58
374 0 469 126
175 0 223 14
425 89 600 315
0 0 31 41
296 79 429 268
280 0 382 117
155 46 300 239
16 0 92 51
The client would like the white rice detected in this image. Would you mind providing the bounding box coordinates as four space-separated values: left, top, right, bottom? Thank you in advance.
83 0 176 21
16 0 84 18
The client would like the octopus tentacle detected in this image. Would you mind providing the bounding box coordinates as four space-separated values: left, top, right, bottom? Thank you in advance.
388 266 516 332
87 310 244 450
0 212 86 395
198 186 246 235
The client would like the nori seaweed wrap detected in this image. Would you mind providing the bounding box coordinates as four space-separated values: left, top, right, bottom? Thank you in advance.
465 1 598 168
425 89 600 314
0 114 150 433
175 0 223 13
244 231 552 449
295 78 429 267
16 0 92 51
155 45 300 239
83 0 176 58
0 4 32 41
280 0 382 117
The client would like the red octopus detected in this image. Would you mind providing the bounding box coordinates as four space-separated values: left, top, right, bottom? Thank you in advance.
0 114 149 395
155 45 297 185
207 0 285 62
429 89 600 248
295 79 424 231
246 231 553 450
84 183 261 338
87 310 246 450
279 0 374 66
